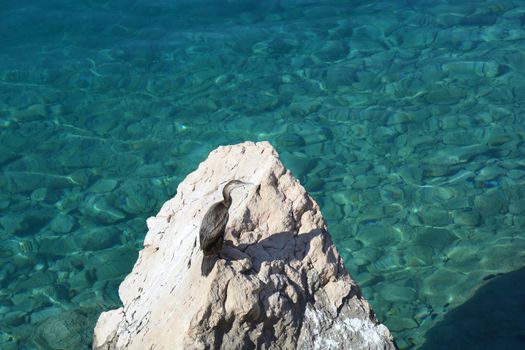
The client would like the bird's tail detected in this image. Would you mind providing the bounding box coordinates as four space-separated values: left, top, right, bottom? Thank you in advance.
200 254 218 276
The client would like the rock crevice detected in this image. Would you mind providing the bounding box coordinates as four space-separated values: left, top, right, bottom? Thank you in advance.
93 141 396 350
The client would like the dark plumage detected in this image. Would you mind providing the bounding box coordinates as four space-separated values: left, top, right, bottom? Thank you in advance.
199 180 249 257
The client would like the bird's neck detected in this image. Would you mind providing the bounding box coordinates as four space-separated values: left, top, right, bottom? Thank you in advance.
222 188 233 207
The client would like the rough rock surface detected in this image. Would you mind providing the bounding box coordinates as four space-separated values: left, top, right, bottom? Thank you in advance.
93 141 396 350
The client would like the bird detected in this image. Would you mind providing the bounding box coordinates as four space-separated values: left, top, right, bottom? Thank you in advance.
199 180 251 257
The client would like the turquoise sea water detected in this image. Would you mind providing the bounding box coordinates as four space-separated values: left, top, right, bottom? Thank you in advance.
1 0 524 348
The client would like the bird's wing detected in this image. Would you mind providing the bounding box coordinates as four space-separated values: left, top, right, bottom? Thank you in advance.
199 202 229 246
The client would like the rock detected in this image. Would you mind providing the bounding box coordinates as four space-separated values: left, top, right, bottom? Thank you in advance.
387 112 414 125
75 227 121 251
386 316 418 332
476 165 506 182
315 40 348 62
396 164 423 184
5 208 53 236
423 87 467 105
273 132 305 149
50 213 76 234
85 247 137 282
30 188 48 202
324 66 356 89
279 151 316 180
396 28 436 48
80 194 126 224
441 61 500 78
37 236 76 256
418 206 452 227
453 210 481 226
423 144 488 166
12 104 47 122
509 199 525 214
353 175 380 189
413 228 458 250
109 179 158 215
474 190 508 217
93 141 396 350
34 310 91 349
89 179 119 193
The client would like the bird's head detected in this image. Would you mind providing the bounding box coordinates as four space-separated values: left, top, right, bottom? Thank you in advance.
222 179 252 202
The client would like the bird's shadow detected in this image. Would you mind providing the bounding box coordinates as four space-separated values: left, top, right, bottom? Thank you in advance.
201 229 329 276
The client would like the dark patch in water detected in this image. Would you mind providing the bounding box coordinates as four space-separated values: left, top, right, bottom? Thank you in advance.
420 266 525 350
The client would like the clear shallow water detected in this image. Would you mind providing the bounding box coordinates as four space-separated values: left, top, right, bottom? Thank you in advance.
1 0 524 348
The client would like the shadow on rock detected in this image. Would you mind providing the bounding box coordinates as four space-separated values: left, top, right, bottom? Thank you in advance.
199 229 322 276
230 229 325 272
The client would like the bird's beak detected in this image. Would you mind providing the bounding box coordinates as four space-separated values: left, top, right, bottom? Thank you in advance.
231 181 252 190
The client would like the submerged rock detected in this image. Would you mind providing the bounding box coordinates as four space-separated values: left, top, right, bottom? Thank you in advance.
34 310 91 350
474 190 508 217
92 141 396 350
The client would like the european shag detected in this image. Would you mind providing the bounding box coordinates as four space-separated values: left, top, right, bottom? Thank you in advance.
199 180 250 257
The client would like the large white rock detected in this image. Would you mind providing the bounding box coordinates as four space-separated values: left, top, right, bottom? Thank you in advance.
93 141 396 350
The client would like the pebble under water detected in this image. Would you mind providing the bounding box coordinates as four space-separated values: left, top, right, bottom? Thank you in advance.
1 0 524 348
